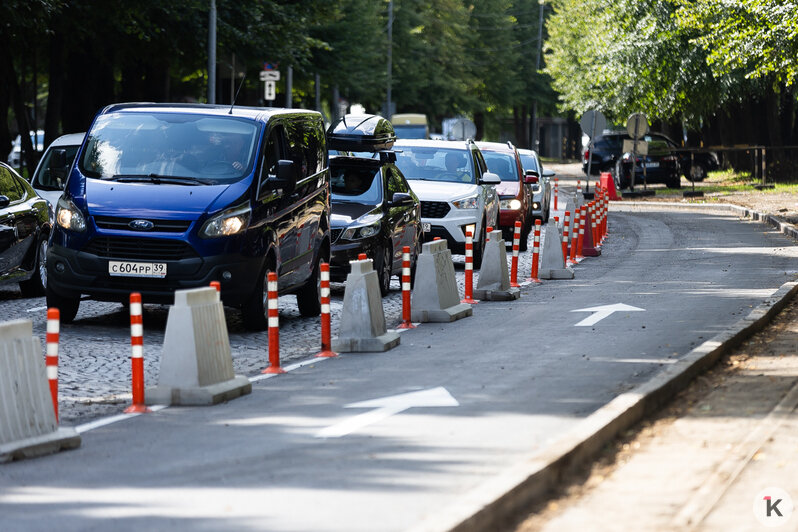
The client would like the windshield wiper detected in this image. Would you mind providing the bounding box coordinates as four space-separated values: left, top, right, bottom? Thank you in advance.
109 174 209 185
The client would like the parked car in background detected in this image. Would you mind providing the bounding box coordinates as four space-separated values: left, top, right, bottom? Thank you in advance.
394 139 500 268
0 162 51 296
476 141 533 250
30 132 85 209
614 133 682 189
584 130 719 184
517 148 553 222
327 114 421 296
47 103 330 329
7 130 45 168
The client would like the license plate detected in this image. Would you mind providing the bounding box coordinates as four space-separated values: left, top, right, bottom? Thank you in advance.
109 261 167 278
422 222 431 233
645 162 659 168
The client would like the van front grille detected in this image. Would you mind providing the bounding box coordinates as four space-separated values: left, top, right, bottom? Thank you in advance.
93 216 192 233
83 237 197 261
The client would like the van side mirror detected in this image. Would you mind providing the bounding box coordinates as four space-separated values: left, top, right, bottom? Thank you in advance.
265 159 297 193
0 195 9 209
50 149 69 185
524 169 539 184
480 171 501 185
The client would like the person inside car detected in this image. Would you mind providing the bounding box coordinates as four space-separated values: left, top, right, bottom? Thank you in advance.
444 152 471 182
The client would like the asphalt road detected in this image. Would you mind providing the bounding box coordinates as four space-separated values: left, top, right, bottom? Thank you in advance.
1 204 796 532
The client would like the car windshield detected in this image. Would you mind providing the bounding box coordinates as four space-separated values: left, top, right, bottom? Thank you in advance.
330 165 382 204
482 152 518 182
33 144 80 190
519 153 539 173
394 147 475 184
78 112 260 183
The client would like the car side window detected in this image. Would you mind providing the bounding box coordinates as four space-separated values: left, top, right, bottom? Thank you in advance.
0 167 25 202
258 127 288 197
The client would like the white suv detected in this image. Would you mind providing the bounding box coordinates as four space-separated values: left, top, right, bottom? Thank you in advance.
394 139 500 267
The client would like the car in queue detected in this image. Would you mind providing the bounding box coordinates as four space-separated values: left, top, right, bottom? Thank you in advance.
47 103 330 330
327 114 421 296
393 139 500 268
0 162 51 296
517 148 553 222
614 132 682 189
30 132 85 209
476 141 533 250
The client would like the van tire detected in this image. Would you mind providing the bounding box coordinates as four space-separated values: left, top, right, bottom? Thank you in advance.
46 285 80 323
296 253 322 317
242 261 276 331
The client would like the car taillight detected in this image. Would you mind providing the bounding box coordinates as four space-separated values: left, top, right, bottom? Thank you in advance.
583 149 590 164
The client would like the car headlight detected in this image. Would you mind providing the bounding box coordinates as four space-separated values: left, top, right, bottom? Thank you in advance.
200 203 251 238
500 199 522 210
56 197 86 232
452 195 478 210
342 220 381 240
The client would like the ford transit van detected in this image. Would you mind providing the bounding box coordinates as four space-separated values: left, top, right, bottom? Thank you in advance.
46 103 330 330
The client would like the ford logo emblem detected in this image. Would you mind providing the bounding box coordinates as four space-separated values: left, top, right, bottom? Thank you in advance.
129 219 155 231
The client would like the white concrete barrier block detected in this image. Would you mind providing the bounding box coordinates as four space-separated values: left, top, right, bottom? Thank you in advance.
147 287 251 405
474 230 520 301
539 218 575 280
0 319 80 463
411 240 472 322
332 259 400 352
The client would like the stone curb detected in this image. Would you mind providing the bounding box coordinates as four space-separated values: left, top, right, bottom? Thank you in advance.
613 201 798 240
409 205 798 532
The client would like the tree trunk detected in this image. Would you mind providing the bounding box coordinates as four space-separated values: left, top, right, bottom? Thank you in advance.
44 28 65 147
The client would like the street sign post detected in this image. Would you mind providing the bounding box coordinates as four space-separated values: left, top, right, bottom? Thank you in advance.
625 112 648 194
580 110 607 197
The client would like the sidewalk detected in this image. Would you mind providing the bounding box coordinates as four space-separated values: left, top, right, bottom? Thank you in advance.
516 294 798 531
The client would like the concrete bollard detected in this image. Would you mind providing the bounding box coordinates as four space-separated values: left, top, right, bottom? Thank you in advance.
474 230 520 301
0 320 80 463
332 258 400 352
146 287 251 405
539 218 575 280
411 240 473 322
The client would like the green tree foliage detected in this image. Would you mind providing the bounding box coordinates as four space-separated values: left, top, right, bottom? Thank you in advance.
675 0 798 86
545 0 722 127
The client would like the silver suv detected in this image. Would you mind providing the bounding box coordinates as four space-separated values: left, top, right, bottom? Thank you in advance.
394 139 499 267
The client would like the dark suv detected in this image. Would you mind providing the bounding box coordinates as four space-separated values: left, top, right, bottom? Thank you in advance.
584 131 719 186
47 103 330 330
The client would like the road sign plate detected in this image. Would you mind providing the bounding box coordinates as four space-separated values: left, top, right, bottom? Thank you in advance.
264 80 276 101
626 112 648 139
259 71 280 81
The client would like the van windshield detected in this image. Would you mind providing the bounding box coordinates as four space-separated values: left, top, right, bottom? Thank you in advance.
78 112 260 184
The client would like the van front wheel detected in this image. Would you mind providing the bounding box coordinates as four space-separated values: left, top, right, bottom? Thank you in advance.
242 266 274 331
296 254 322 317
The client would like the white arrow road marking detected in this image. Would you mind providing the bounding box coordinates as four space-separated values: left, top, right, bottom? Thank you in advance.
572 303 645 327
316 386 459 438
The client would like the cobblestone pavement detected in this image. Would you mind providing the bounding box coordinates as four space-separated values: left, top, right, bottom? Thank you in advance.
1 219 563 426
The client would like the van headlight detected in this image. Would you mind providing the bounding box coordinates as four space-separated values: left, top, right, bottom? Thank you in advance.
56 197 87 232
200 203 251 238
500 199 522 210
452 195 478 210
342 213 381 240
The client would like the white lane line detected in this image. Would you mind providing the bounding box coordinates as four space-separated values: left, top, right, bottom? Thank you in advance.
75 354 332 433
75 405 168 434
247 354 331 383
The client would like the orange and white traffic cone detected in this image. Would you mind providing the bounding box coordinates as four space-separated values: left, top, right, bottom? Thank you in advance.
316 263 338 357
46 308 59 423
398 246 416 329
263 272 286 374
510 221 521 287
124 293 151 413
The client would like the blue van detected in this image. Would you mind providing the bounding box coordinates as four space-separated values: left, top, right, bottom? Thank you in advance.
46 103 330 330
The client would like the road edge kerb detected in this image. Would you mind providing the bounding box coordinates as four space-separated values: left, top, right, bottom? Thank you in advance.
614 201 798 240
407 203 798 532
